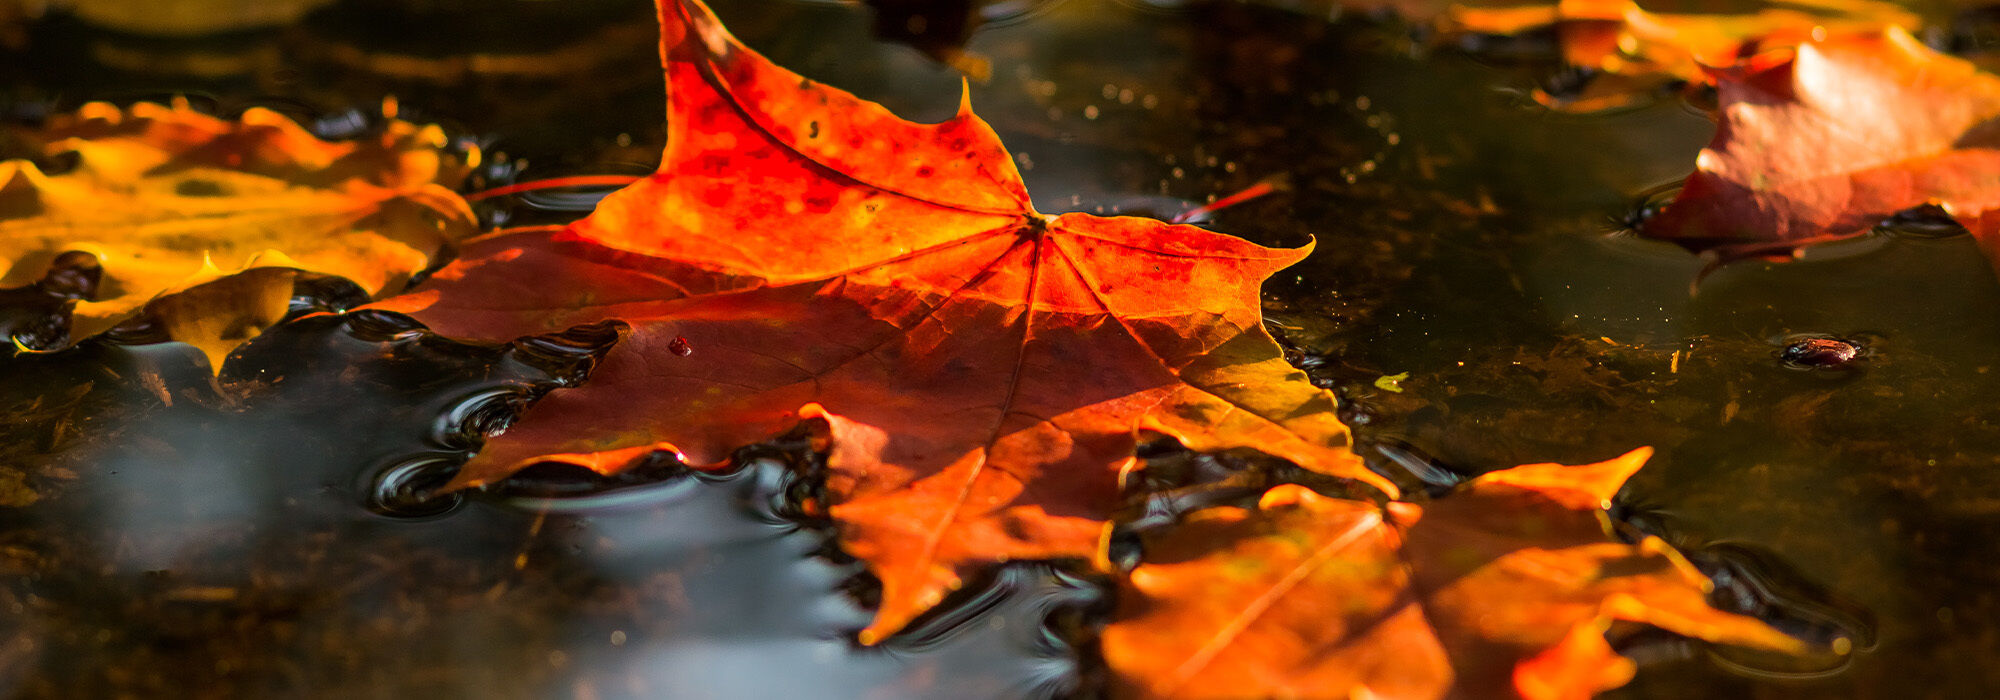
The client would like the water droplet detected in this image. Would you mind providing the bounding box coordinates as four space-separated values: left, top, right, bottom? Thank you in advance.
508 320 625 383
342 309 430 342
432 388 527 449
362 456 465 519
287 273 369 317
669 336 694 357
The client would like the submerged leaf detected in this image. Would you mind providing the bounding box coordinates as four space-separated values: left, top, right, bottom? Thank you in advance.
376 0 1389 642
0 100 477 364
1102 448 1818 700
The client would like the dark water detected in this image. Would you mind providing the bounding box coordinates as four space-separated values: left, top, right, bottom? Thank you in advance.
3 0 1997 697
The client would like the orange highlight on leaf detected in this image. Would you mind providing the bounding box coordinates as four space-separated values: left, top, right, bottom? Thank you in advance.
1443 0 1917 111
1102 448 1817 699
375 0 1389 642
1644 28 2000 266
0 100 477 365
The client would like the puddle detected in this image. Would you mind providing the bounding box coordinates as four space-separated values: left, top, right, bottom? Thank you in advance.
5 0 1999 697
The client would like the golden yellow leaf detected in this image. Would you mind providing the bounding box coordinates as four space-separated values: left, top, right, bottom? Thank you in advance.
0 100 477 366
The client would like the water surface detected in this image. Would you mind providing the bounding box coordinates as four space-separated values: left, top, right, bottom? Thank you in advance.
3 1 1997 697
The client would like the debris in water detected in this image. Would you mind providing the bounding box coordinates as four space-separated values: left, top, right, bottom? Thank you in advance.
1373 371 1409 393
1778 335 1864 371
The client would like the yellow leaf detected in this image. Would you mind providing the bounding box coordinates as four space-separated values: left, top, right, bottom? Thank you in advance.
0 100 478 366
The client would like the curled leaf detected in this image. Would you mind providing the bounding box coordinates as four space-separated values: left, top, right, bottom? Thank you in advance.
1643 28 2000 264
1443 0 1917 111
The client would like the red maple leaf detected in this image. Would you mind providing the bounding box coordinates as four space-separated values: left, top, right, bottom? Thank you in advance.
376 0 1391 642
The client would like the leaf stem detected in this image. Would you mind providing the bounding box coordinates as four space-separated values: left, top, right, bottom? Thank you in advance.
1170 175 1290 224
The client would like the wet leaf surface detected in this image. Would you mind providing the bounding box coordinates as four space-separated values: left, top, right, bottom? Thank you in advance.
1643 28 2000 265
5 0 2000 697
376 0 1391 642
0 101 477 364
1442 0 1920 111
1101 450 1818 700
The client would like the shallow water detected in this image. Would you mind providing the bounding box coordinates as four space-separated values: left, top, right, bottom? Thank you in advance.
4 0 1999 697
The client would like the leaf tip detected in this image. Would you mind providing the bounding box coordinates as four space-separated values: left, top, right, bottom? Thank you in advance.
955 79 975 119
1470 446 1654 510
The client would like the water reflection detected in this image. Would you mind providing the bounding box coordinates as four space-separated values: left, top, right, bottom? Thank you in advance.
0 310 1079 697
558 467 1083 699
10 0 2000 696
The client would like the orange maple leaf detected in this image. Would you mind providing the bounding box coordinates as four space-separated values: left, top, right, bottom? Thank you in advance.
1643 28 2000 264
1442 0 1916 111
374 0 1392 642
1101 447 1819 700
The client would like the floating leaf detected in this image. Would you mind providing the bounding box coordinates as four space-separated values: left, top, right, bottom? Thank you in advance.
1642 28 2000 263
375 0 1389 642
0 100 477 362
1102 448 1818 700
1444 0 1917 111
